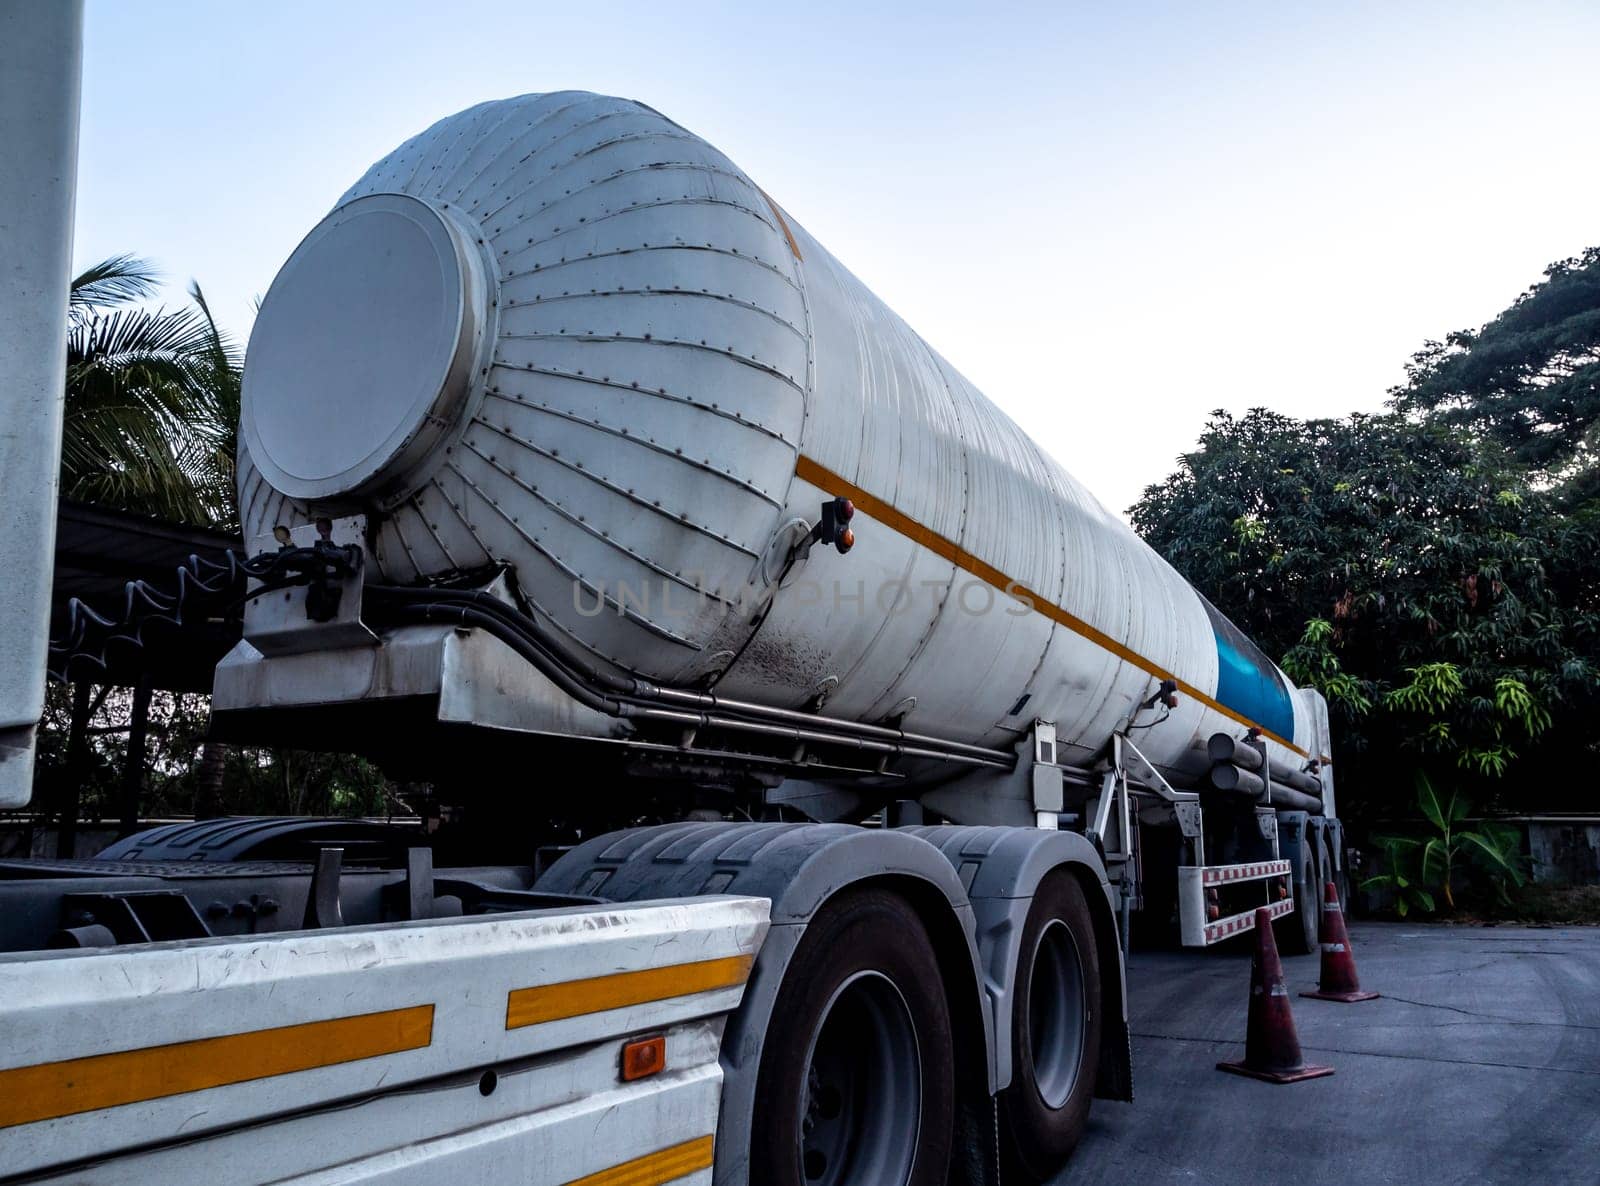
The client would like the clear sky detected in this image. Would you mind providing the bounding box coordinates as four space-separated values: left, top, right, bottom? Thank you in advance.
73 0 1600 517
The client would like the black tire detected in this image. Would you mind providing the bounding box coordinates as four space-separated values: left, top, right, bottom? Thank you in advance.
999 870 1104 1183
1277 844 1318 956
750 888 954 1186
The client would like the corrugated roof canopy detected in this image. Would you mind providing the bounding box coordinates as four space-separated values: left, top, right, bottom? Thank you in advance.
51 501 241 692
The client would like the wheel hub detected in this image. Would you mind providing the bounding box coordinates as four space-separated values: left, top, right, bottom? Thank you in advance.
798 971 922 1184
1029 919 1087 1108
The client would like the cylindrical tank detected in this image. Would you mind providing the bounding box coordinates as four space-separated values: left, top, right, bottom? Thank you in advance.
238 91 1319 787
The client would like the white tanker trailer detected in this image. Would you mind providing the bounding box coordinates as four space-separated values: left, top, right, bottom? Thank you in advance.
217 89 1345 933
231 90 1322 788
1 75 1348 1186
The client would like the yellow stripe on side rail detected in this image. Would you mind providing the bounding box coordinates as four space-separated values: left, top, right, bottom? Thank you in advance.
506 954 753 1030
0 1004 434 1129
794 453 1309 757
563 1135 715 1186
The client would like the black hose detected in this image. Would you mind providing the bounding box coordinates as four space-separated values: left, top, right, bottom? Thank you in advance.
368 585 1014 771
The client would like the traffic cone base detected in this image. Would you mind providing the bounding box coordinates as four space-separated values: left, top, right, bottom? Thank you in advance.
1301 882 1380 1003
1217 1056 1335 1084
1215 907 1334 1085
1301 987 1380 1003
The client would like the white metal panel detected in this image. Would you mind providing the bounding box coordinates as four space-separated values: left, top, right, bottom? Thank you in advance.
0 896 767 1178
27 1024 723 1185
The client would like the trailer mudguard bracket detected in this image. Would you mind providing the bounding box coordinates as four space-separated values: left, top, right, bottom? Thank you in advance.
536 821 996 1186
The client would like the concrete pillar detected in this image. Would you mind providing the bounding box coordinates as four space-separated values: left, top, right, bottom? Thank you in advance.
0 0 85 806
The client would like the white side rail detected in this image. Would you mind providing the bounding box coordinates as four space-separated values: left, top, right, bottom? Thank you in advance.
0 896 769 1184
1177 860 1293 946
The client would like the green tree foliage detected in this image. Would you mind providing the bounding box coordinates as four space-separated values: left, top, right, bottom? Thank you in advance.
1394 247 1600 504
63 256 240 530
1131 407 1595 812
1132 249 1600 817
29 682 404 825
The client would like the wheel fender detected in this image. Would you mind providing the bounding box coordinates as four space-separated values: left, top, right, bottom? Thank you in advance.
537 821 995 1185
93 816 416 861
1278 811 1314 895
900 824 1133 1103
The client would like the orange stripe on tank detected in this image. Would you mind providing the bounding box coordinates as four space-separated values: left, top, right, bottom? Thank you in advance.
793 454 1308 757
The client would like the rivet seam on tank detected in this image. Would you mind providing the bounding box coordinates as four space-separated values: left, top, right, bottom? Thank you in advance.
470 127 710 225
486 362 794 444
502 243 801 297
440 105 647 215
793 454 1310 757
500 284 801 341
457 436 738 607
497 331 802 391
443 460 702 650
430 463 685 659
465 421 761 560
497 197 786 262
487 155 753 232
479 392 782 507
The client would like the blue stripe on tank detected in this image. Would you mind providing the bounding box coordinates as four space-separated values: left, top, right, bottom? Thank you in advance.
1199 597 1297 743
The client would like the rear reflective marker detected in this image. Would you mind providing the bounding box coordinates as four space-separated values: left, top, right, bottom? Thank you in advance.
620 1035 668 1081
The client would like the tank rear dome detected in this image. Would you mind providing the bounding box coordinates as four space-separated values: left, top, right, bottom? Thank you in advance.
242 192 490 504
239 92 809 685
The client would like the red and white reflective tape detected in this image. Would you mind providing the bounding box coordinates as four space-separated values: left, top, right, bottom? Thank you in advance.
1203 897 1294 944
1200 859 1293 886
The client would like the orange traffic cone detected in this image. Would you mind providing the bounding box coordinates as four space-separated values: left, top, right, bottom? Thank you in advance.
1301 881 1379 1003
1217 907 1334 1084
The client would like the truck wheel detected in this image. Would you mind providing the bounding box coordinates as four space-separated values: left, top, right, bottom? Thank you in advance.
750 888 954 1186
1277 846 1318 956
1000 870 1103 1183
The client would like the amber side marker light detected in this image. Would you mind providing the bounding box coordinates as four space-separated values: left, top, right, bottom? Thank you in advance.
621 1035 667 1082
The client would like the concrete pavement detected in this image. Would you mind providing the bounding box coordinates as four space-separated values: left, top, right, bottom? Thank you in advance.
1063 922 1600 1184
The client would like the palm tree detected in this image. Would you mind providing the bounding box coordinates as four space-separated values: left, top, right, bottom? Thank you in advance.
62 255 241 530
61 257 245 819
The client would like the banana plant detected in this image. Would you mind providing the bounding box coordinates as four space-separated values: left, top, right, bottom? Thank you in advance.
1361 774 1528 913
